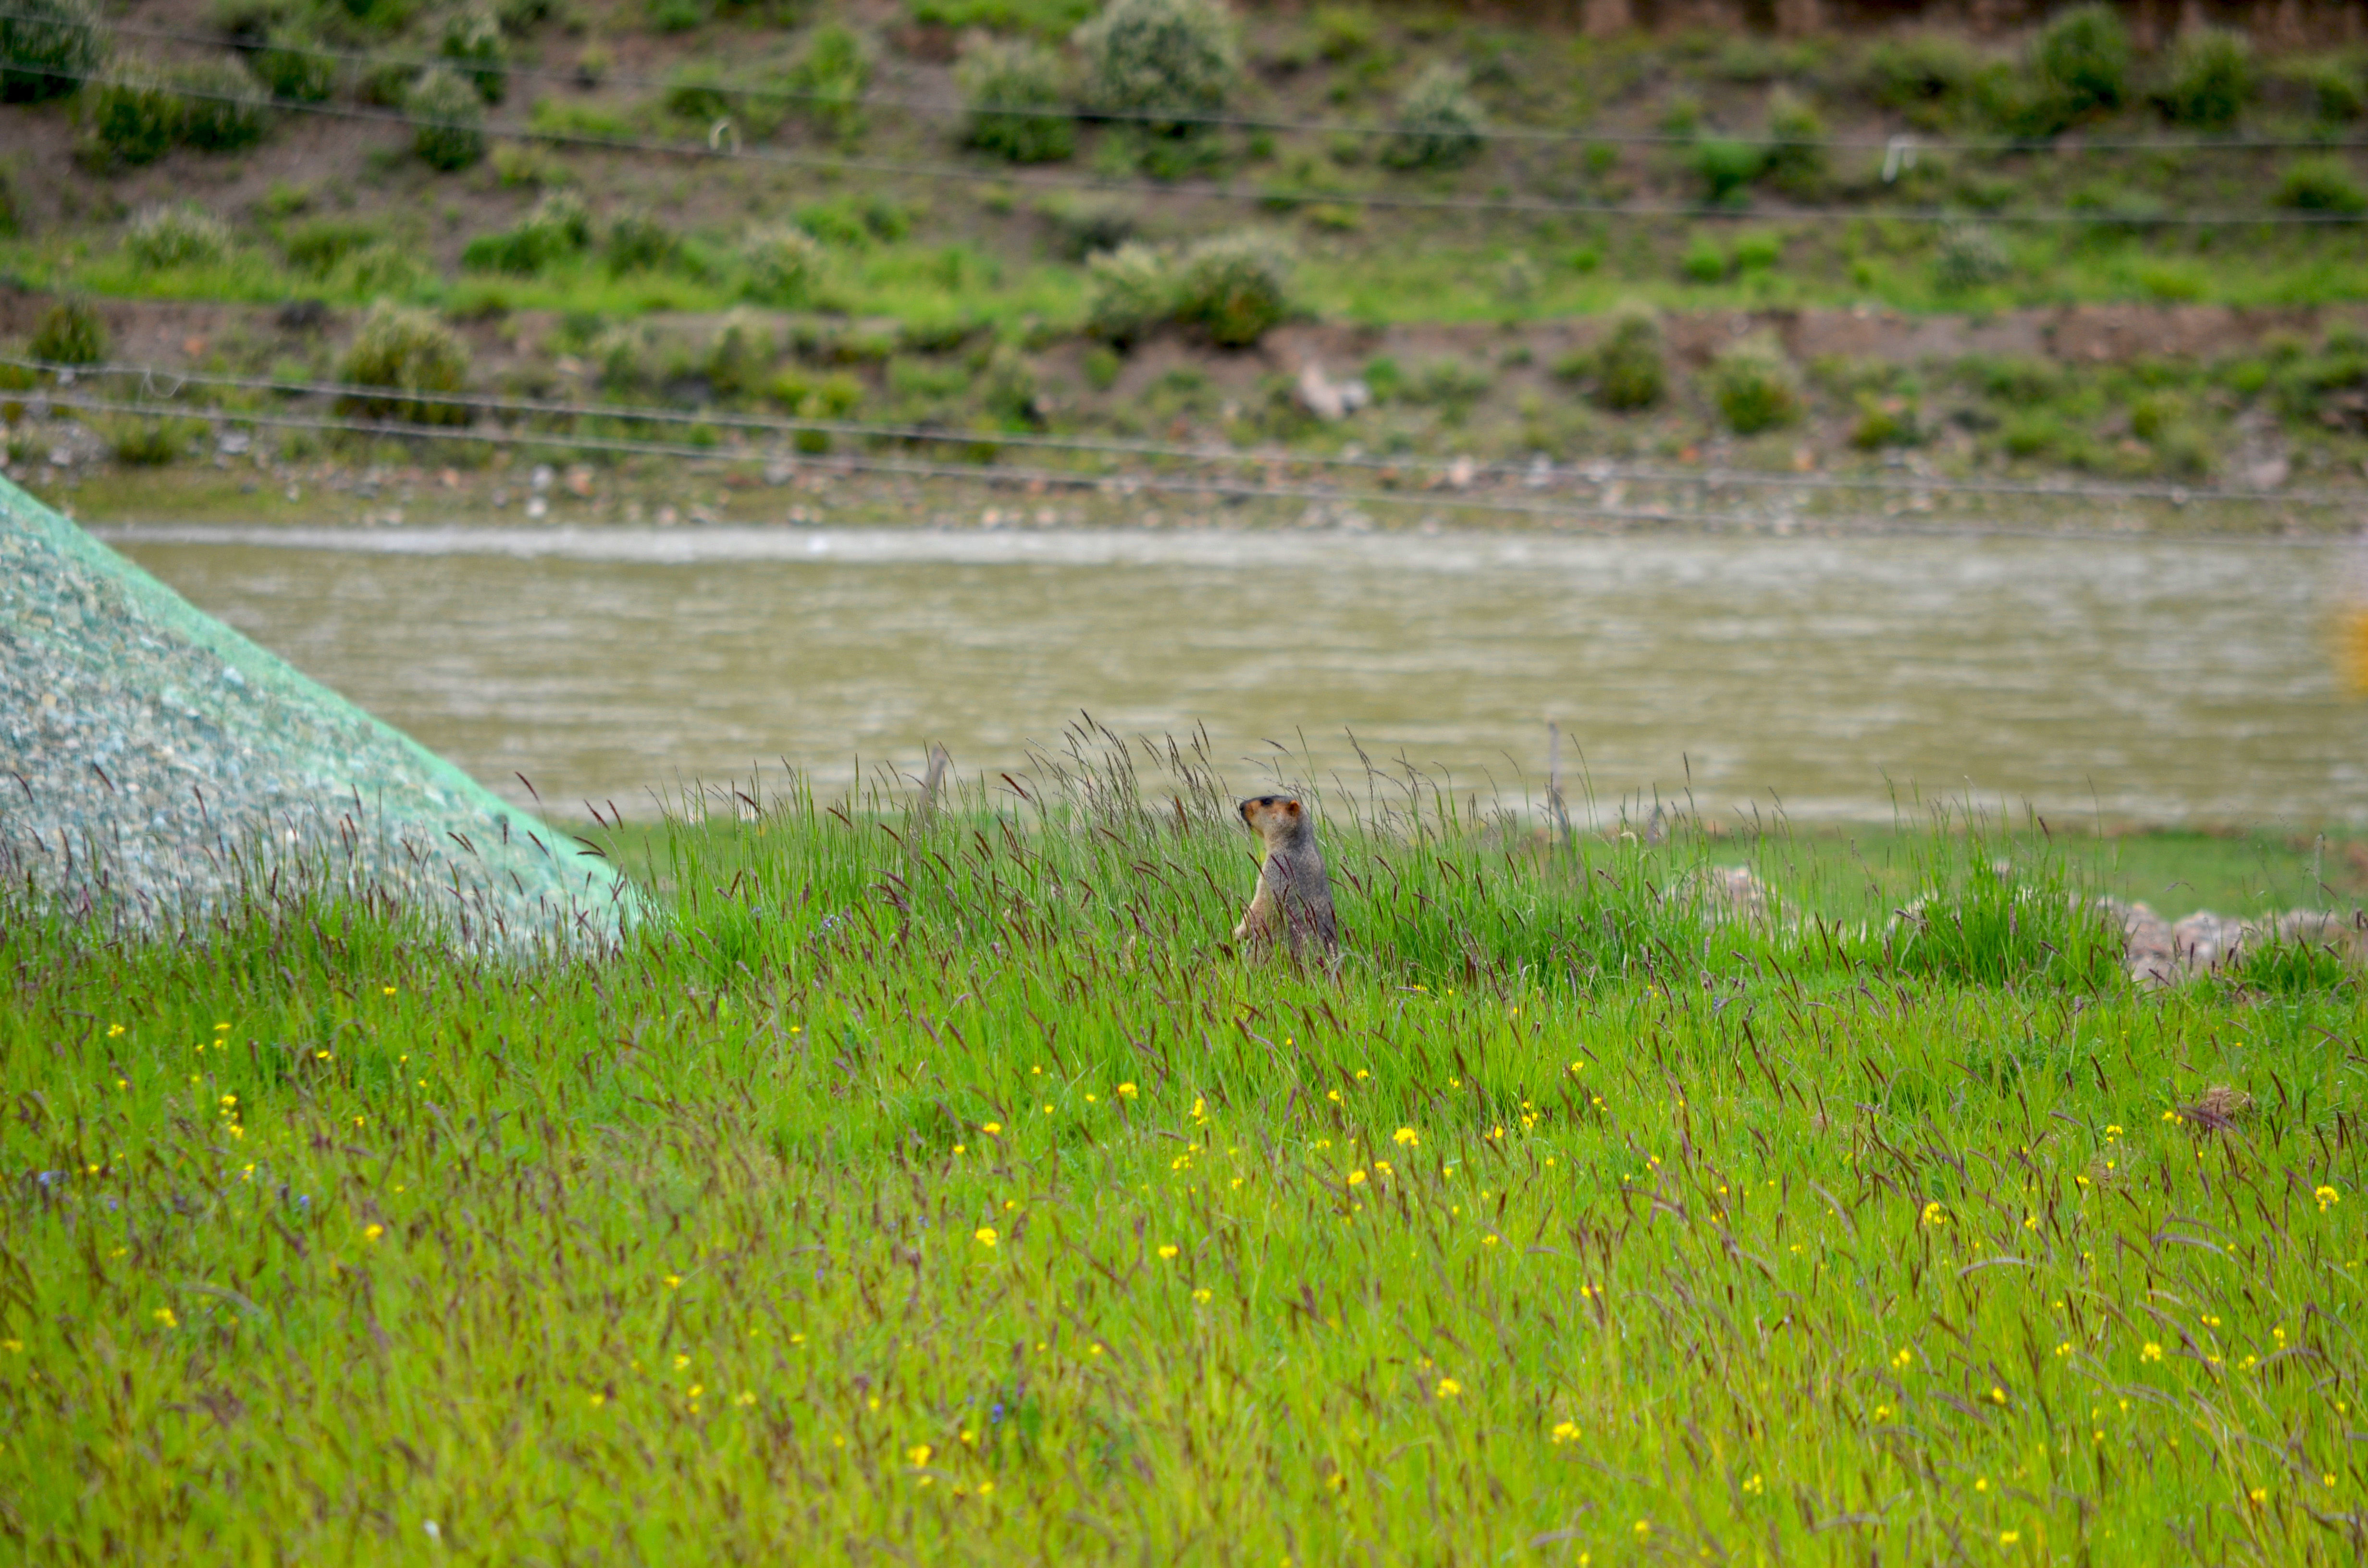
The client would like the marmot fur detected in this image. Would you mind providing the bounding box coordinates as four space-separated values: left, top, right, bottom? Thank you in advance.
1233 795 1340 961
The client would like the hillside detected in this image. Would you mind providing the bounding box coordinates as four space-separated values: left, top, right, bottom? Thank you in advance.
4 0 2368 523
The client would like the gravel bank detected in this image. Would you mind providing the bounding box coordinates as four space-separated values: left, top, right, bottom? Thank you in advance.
0 476 630 949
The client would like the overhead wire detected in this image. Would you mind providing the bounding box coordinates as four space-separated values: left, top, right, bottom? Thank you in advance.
12 355 2358 510
5 52 2366 225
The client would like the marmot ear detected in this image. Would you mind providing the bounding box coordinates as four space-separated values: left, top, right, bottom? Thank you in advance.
1284 800 1301 816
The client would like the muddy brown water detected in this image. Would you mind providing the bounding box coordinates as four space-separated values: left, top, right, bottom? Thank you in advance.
101 524 2368 826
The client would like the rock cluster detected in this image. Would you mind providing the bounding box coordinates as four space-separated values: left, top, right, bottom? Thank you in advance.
0 477 631 950
2100 898 2359 988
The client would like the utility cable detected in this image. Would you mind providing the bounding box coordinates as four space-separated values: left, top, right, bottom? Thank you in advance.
12 355 2357 509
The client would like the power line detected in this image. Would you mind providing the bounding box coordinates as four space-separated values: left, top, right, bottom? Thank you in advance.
10 54 2368 227
14 356 2358 509
30 390 1744 527
28 7 2368 154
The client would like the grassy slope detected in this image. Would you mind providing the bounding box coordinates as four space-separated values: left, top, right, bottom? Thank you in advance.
8 5 2368 498
3 757 2360 1561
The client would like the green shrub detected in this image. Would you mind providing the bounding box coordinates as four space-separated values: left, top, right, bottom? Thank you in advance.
283 216 381 273
662 61 732 121
2286 57 2365 123
1588 306 1665 411
101 414 201 466
705 311 774 397
648 0 707 30
124 203 231 271
1930 222 2009 293
1082 343 1121 389
1708 334 1801 433
336 301 471 425
1382 62 1484 171
2032 3 2127 115
333 243 425 298
439 5 506 102
1309 3 1375 62
1681 233 1727 282
253 26 336 100
1691 138 1762 203
592 325 648 389
740 224 824 305
407 67 485 169
1759 88 1825 194
1731 230 1781 271
0 168 16 239
462 192 590 274
790 22 870 142
1039 195 1138 258
1172 230 1292 347
605 211 681 274
88 70 182 165
2155 27 2252 129
1859 33 1975 125
1077 0 1237 126
1084 241 1172 346
1 0 106 104
30 297 107 365
2275 155 2366 215
172 58 271 150
1850 392 1918 448
1407 356 1491 415
958 37 1074 163
2128 391 2178 442
1973 59 2073 138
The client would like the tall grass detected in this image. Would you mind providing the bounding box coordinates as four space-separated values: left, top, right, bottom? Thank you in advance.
0 733 2358 1561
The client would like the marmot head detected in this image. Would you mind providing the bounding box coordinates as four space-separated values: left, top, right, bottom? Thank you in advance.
1239 795 1308 842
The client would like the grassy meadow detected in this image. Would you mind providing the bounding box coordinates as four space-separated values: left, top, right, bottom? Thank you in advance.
2 737 2363 1562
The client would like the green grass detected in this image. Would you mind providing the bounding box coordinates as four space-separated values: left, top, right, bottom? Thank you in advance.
3 740 2361 1560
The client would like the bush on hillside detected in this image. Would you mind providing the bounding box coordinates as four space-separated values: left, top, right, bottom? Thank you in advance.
30 297 108 365
958 37 1075 163
88 69 182 165
461 191 592 274
1691 137 1763 202
2032 3 2128 115
0 0 107 103
790 22 870 142
2276 155 2367 215
172 58 272 150
1858 33 1976 126
1708 334 1802 433
740 224 825 305
705 311 774 398
1931 222 2010 293
1589 305 1666 411
253 26 337 100
407 68 486 170
1084 241 1172 346
1758 87 1827 194
1076 0 1237 126
604 210 682 274
124 204 232 271
2285 56 2365 123
336 302 472 425
2156 27 2253 129
438 4 507 101
1172 230 1291 347
1382 62 1484 171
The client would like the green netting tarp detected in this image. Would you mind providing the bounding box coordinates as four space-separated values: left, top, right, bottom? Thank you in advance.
0 476 632 949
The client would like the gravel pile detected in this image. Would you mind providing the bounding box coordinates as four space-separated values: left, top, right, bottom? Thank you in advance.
0 476 630 950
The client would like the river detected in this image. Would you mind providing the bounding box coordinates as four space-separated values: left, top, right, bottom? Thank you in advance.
103 524 2368 826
